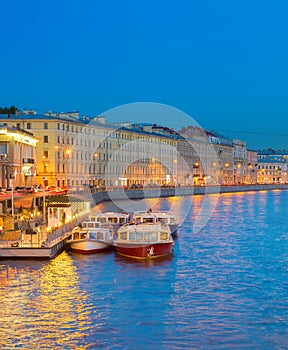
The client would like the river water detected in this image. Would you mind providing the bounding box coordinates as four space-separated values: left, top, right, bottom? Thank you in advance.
1 190 288 349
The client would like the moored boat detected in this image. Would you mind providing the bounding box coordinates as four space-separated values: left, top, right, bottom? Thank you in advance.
114 222 174 260
132 210 178 235
67 222 114 254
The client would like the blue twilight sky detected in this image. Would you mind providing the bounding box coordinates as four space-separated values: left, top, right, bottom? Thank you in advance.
1 0 288 150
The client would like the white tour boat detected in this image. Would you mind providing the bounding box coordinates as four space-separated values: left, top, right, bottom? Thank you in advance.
67 221 114 254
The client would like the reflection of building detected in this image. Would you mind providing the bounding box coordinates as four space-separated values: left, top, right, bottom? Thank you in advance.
0 124 37 187
0 253 91 349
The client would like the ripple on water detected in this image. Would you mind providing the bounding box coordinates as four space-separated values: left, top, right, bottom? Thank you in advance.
1 191 288 349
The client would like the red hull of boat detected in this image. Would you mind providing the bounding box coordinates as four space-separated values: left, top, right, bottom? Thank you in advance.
114 242 174 259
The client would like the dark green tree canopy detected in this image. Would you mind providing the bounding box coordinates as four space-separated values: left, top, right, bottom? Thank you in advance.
0 106 18 114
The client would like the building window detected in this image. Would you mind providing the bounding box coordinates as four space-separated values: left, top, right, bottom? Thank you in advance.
0 142 8 155
44 135 49 143
16 123 21 128
27 123 31 129
44 122 48 129
43 150 48 158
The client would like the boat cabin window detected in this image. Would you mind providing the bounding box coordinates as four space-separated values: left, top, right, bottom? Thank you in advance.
89 217 96 222
160 232 169 241
158 218 168 224
119 232 127 240
143 232 158 242
120 218 127 223
90 231 104 240
98 218 107 223
87 223 95 228
73 232 80 240
143 218 154 223
82 223 88 228
108 217 118 223
89 232 97 239
170 218 175 223
129 232 136 241
136 232 143 241
80 232 87 239
131 232 157 241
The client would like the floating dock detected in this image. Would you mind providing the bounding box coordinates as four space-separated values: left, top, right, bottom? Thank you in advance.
0 239 66 259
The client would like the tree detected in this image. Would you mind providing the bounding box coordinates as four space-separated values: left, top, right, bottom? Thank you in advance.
0 105 18 114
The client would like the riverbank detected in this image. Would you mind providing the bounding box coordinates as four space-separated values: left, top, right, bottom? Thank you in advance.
91 184 288 204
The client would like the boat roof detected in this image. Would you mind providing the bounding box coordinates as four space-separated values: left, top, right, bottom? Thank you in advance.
133 211 173 217
118 222 171 232
92 212 129 217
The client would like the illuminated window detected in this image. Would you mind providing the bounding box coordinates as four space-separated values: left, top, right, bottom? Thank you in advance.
160 232 168 240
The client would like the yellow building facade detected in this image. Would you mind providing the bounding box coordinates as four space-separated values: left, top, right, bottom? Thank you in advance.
0 125 37 188
0 114 178 188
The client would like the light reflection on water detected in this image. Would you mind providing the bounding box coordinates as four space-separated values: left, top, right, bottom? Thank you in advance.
0 253 94 349
1 190 288 349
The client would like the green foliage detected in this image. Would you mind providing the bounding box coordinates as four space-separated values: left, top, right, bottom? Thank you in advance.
0 105 18 114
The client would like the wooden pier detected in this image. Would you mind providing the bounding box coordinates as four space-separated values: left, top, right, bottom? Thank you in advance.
0 238 67 259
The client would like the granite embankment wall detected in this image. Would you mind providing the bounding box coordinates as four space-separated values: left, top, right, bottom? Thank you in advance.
92 184 288 205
